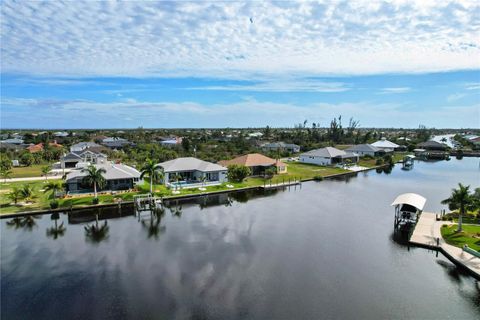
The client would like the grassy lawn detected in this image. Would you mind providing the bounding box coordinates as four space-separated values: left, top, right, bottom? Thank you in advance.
9 164 52 178
243 162 349 186
0 179 60 213
0 162 353 215
441 224 480 251
358 158 377 168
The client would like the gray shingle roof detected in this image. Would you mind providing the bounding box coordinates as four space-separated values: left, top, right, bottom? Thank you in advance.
300 147 346 158
158 157 227 173
66 163 140 182
345 144 380 153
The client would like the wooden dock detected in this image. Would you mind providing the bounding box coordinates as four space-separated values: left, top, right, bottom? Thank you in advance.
259 180 301 190
410 212 480 279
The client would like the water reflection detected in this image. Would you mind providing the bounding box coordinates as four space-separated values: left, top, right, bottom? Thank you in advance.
46 212 66 240
84 210 110 244
166 200 183 218
6 215 39 231
141 208 166 240
1 158 480 319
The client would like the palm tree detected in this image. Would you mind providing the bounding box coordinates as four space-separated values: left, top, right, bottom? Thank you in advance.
441 183 474 232
20 184 35 203
1 168 12 183
46 213 66 239
140 159 162 194
81 165 106 199
41 165 51 182
7 187 22 204
44 181 64 199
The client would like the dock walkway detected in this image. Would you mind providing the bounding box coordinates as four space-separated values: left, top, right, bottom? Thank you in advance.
259 181 301 190
410 212 480 279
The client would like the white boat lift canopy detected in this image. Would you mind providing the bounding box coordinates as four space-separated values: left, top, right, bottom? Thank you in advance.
391 193 426 211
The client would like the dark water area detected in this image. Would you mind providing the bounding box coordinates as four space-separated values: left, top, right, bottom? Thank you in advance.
1 158 480 319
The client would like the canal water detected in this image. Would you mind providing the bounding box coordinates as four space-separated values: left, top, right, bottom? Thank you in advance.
1 158 479 319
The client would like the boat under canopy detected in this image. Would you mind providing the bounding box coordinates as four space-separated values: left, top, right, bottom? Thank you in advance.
391 193 427 232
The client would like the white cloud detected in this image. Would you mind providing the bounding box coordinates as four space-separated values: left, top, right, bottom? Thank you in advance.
1 1 479 78
190 79 350 92
380 87 412 94
2 97 478 129
465 82 480 90
447 93 466 102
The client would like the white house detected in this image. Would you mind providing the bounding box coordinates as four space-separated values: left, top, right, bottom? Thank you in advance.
371 138 399 152
156 157 228 187
65 163 141 193
299 147 358 166
345 144 383 157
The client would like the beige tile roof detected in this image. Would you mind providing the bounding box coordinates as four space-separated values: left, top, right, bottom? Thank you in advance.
219 153 286 167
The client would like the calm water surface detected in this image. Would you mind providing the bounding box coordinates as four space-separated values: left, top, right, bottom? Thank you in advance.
1 158 480 319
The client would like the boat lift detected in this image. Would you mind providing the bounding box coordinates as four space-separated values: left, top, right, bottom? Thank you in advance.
391 193 427 233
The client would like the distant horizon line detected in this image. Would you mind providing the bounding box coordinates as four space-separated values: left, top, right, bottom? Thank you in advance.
0 127 478 131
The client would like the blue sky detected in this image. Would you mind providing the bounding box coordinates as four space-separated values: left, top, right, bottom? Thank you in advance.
1 1 479 129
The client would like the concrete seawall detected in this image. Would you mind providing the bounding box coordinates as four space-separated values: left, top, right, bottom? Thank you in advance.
410 212 480 280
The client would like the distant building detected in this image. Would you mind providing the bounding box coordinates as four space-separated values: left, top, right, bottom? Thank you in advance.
0 142 23 151
262 142 300 153
417 140 448 151
26 141 63 153
54 131 69 137
299 147 358 166
159 137 183 148
248 132 263 138
371 138 399 152
61 148 108 169
0 138 24 145
345 144 384 157
70 141 102 152
101 137 133 149
219 153 287 175
65 163 141 194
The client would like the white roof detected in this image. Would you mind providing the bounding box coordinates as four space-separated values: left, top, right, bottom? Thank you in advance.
66 163 140 181
371 139 399 148
158 157 227 173
391 193 426 211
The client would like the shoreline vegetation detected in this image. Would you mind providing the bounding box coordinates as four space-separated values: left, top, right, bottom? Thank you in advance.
441 224 480 251
0 160 392 216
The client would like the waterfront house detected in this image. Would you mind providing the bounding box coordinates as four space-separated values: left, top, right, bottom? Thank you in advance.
261 142 300 153
299 147 358 166
156 157 227 187
417 140 448 151
371 138 399 152
65 162 141 194
345 144 383 157
219 153 287 175
61 148 108 169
